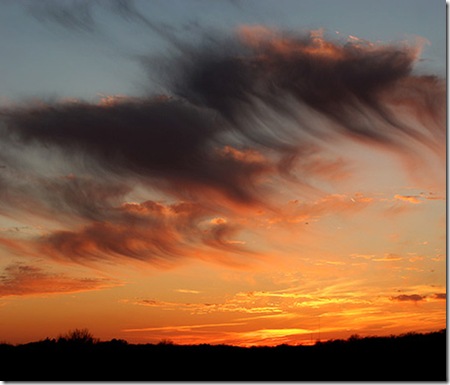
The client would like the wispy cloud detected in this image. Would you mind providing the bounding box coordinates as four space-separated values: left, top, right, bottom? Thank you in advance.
394 194 422 204
175 289 201 294
0 263 119 297
390 291 447 302
372 253 403 262
123 321 246 333
390 294 425 302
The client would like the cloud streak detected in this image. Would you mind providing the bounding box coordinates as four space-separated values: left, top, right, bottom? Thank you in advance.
391 294 424 302
0 263 119 297
33 199 255 267
167 27 444 153
1 97 274 205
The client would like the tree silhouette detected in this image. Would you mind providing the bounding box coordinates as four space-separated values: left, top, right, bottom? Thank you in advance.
157 338 174 346
0 329 445 380
57 328 98 345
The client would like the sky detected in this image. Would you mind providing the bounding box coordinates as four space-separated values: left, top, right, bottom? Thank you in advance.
0 0 446 346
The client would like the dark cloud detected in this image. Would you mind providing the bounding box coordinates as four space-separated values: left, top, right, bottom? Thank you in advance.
391 294 425 302
167 29 444 154
1 97 272 205
432 293 446 300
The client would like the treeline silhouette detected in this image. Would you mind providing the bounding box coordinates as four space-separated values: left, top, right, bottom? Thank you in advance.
1 328 446 380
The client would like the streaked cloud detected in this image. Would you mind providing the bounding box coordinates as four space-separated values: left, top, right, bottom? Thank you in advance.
390 294 425 302
0 263 119 297
175 289 201 294
372 253 403 262
123 321 246 333
394 194 422 204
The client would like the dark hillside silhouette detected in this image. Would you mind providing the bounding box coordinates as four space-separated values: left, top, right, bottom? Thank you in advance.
1 329 446 381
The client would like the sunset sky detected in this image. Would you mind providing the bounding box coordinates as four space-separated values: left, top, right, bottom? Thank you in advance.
0 0 446 347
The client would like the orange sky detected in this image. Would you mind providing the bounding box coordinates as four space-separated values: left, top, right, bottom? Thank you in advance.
0 21 446 347
0 126 445 346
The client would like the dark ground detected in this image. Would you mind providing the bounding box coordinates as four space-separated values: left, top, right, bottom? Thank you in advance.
1 329 446 381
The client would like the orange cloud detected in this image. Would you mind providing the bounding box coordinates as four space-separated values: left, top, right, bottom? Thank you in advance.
0 197 266 270
372 253 403 262
0 263 119 297
394 194 422 204
238 25 348 60
265 192 375 226
175 289 201 294
129 294 283 316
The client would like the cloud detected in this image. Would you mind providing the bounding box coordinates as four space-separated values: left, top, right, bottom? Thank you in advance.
27 0 193 51
0 172 131 224
166 27 444 154
202 218 249 254
30 200 254 267
0 263 119 297
372 253 403 262
130 294 283 315
422 192 445 201
264 193 375 226
175 289 201 294
350 253 376 260
28 0 97 34
130 287 372 317
432 293 446 300
0 22 444 268
390 294 424 302
394 194 422 204
2 28 444 196
1 98 274 206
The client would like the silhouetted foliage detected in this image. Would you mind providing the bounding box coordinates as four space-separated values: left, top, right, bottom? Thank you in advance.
157 338 175 346
107 338 128 346
57 328 98 345
1 329 445 381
